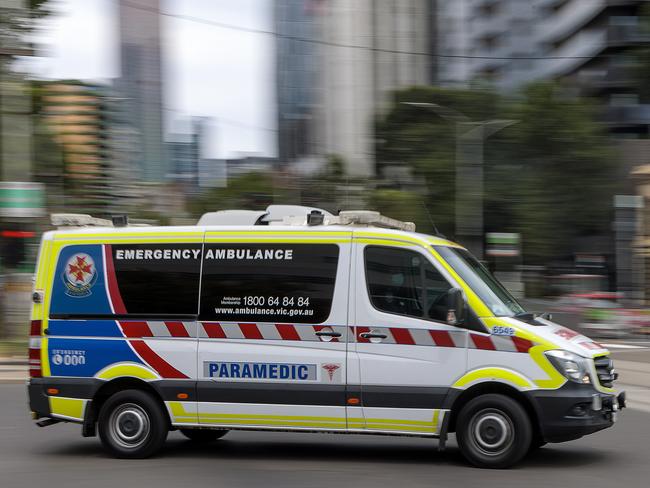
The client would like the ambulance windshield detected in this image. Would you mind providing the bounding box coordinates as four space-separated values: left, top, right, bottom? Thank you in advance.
434 246 525 317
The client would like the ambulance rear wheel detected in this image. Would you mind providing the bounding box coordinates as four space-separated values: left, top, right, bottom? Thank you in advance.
98 389 168 459
456 394 532 469
180 429 228 442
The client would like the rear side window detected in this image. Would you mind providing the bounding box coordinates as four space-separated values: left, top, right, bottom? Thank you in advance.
364 246 452 322
111 244 202 315
199 244 339 323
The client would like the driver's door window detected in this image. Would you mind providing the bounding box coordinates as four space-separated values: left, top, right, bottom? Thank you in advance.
365 246 452 323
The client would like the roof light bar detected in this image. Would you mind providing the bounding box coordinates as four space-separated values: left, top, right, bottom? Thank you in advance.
51 213 113 228
336 211 416 232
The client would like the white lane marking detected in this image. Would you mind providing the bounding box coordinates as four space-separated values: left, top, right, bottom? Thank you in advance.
601 343 648 349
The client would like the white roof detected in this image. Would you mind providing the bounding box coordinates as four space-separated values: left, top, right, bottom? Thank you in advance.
46 206 460 246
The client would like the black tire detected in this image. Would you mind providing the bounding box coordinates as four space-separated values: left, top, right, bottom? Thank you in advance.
180 428 228 442
456 394 532 469
98 389 168 459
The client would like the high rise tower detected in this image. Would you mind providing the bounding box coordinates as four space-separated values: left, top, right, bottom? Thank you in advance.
116 0 168 181
275 0 433 177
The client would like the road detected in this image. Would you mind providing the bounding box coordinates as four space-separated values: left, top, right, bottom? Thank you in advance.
1 385 650 488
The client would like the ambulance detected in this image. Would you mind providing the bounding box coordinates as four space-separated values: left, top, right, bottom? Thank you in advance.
27 206 625 468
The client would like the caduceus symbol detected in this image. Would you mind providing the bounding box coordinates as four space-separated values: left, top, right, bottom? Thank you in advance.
322 363 340 381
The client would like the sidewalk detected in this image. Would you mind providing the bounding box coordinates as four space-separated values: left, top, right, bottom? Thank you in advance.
0 360 27 384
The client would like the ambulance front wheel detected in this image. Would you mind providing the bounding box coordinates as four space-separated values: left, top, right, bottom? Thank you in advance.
180 428 229 442
98 389 168 459
456 394 532 469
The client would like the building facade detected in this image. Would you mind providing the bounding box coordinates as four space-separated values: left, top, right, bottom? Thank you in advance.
116 0 169 182
537 0 650 137
320 0 433 176
436 0 548 90
41 82 112 213
275 0 322 164
167 118 208 192
275 0 433 177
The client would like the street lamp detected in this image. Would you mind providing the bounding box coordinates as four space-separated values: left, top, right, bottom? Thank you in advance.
402 102 517 259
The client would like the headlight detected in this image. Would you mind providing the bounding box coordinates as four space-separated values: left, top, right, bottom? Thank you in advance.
545 350 591 384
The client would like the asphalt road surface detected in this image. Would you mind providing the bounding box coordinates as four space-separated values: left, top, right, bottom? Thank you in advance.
2 384 649 488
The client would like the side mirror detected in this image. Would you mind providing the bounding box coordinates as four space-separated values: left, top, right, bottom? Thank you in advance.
446 287 465 326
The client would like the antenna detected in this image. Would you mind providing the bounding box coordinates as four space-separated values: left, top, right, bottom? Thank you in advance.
420 201 445 238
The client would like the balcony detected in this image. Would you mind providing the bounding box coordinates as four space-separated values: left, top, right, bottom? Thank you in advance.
540 0 607 45
577 63 638 90
603 104 650 126
607 25 650 46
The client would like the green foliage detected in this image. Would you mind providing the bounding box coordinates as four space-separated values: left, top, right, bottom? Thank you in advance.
188 172 284 217
503 83 618 263
368 189 436 235
375 86 502 236
375 83 619 265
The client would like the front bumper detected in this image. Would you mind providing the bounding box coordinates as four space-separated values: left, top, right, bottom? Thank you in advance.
527 383 625 443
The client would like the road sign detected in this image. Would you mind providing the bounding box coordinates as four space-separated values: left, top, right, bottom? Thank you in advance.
486 232 520 257
0 182 45 218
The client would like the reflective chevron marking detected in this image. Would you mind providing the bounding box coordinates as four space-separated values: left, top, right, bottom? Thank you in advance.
113 320 534 352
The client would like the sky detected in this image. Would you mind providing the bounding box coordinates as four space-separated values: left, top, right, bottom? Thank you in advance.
25 0 276 159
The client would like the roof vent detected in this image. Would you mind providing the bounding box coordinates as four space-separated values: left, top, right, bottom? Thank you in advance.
197 210 268 226
197 205 332 226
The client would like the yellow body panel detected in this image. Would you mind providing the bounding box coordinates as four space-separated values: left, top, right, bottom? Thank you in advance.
49 397 86 421
453 367 534 389
95 362 160 380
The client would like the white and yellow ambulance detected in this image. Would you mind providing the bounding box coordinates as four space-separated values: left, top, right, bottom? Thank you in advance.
27 206 624 468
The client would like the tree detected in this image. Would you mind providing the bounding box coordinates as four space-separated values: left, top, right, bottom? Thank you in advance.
368 189 435 235
188 172 286 217
375 83 619 265
501 83 619 263
375 86 503 237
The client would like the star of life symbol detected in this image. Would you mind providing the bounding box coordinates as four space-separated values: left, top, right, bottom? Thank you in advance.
321 363 340 382
62 253 97 297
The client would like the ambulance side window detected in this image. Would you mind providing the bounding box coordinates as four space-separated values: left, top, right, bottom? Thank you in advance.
111 244 202 315
364 246 452 322
199 243 339 324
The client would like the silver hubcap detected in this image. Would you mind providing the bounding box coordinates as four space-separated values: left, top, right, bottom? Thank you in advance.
108 403 150 449
470 409 514 456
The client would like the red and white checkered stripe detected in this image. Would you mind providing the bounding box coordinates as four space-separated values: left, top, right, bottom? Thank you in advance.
116 320 535 353
200 322 346 342
119 321 198 338
354 326 466 348
469 333 535 353
199 323 535 352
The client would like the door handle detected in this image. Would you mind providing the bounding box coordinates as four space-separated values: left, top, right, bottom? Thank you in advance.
359 332 387 339
315 330 342 338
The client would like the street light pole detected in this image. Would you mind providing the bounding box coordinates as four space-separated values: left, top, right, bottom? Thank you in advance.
402 102 517 259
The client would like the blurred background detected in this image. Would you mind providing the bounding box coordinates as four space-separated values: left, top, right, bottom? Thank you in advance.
1 0 650 354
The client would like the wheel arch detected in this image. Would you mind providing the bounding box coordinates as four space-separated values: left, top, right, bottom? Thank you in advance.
87 377 171 432
446 382 541 439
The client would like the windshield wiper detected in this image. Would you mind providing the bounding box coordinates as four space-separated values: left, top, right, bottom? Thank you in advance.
514 311 552 325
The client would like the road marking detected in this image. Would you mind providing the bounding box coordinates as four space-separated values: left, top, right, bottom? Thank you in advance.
601 343 648 349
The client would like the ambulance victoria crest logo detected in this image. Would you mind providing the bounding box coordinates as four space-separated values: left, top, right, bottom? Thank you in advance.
62 253 97 297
